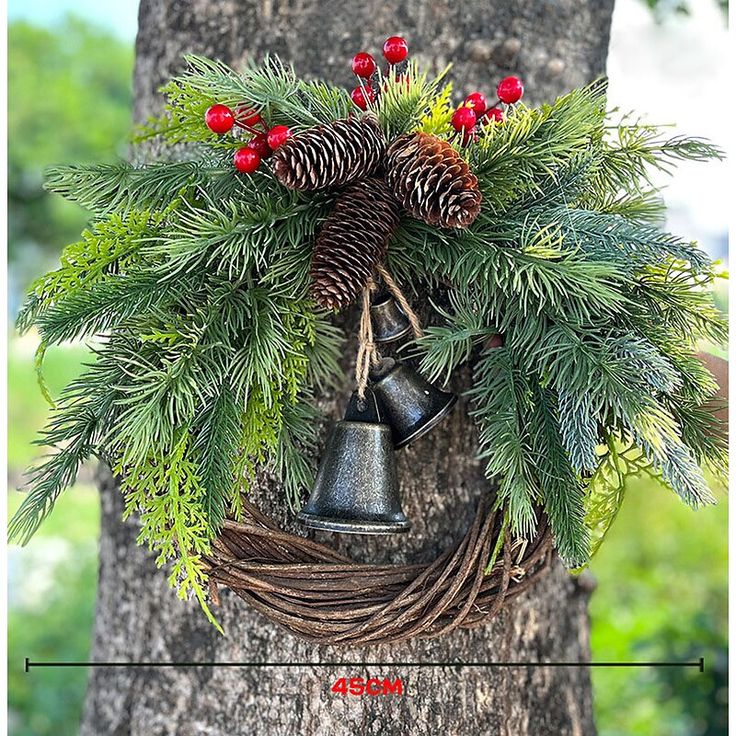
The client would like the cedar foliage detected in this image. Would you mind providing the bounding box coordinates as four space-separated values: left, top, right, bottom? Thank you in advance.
9 55 726 620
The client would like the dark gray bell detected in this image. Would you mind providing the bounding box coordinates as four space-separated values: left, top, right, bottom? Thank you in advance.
343 388 383 424
297 391 410 534
370 292 412 344
370 358 457 449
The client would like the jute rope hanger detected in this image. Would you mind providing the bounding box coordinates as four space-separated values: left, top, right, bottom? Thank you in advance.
355 263 424 400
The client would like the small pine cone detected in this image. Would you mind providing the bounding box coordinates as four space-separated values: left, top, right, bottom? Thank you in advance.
384 132 482 228
310 178 401 310
273 115 386 191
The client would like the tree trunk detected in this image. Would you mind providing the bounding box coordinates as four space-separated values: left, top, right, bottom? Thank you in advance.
82 1 614 734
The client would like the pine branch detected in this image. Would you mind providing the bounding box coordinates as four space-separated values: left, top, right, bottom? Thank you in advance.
273 399 320 510
449 237 628 323
470 80 607 213
468 348 540 539
652 341 720 405
529 384 590 566
148 184 330 281
581 188 666 226
374 62 450 139
525 322 687 409
36 272 191 344
556 388 600 474
670 399 728 480
109 317 235 467
417 291 495 383
551 208 711 273
193 385 244 529
630 263 727 345
597 121 724 194
17 210 159 333
8 351 126 544
634 429 715 508
304 315 344 390
136 54 351 146
44 160 232 214
520 324 715 513
8 412 97 544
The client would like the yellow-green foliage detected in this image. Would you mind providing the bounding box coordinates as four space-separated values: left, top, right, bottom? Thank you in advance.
417 81 454 135
119 433 222 631
17 209 161 333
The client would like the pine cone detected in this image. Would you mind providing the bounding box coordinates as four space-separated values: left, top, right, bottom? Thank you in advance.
310 178 401 310
273 115 386 191
384 132 482 229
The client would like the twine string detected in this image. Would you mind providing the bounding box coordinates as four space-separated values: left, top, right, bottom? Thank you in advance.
375 263 424 339
355 265 424 400
355 278 380 400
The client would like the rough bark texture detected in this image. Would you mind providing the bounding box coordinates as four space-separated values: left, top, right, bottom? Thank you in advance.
82 1 615 734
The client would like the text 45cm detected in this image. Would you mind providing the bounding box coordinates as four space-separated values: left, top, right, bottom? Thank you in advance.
331 677 404 696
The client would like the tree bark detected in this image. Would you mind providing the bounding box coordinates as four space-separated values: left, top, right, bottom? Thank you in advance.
82 1 614 734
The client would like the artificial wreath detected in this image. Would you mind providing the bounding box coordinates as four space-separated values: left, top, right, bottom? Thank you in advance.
9 35 727 633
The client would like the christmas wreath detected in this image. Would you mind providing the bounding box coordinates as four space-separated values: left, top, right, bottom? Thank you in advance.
9 36 727 636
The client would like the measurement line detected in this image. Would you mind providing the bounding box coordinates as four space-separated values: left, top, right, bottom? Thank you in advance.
24 657 704 672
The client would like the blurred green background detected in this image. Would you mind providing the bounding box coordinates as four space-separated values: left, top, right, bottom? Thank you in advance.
6 5 727 736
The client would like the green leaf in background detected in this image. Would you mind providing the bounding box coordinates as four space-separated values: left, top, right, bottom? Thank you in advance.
7 15 133 736
590 472 727 736
8 15 133 291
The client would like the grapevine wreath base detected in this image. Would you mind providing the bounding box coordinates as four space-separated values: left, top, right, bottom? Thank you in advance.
203 499 553 645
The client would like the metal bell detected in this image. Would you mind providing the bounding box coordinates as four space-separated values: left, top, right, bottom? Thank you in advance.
370 292 412 344
297 390 410 535
370 358 457 449
343 387 383 424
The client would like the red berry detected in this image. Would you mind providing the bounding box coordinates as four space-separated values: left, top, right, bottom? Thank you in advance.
205 104 235 135
246 133 271 158
451 106 477 132
464 92 487 116
383 36 409 64
233 147 261 173
350 85 376 110
484 107 505 123
486 334 504 349
352 52 377 78
497 76 524 104
267 125 292 149
235 106 263 130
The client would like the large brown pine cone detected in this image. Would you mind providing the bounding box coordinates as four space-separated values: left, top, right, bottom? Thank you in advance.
273 114 386 191
310 178 401 310
384 132 482 228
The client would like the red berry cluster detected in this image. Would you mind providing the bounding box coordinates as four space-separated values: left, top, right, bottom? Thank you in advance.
349 35 410 110
450 75 524 143
204 104 293 174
